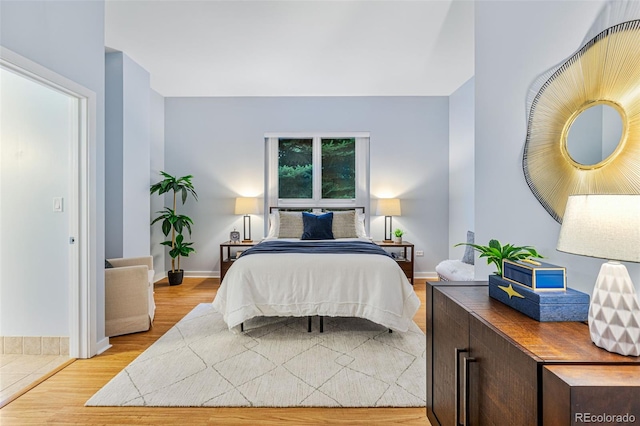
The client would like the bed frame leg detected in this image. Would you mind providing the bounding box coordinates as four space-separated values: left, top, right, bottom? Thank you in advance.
320 316 324 333
240 322 244 332
307 316 312 332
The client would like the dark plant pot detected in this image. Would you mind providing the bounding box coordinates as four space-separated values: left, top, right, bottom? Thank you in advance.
168 269 184 286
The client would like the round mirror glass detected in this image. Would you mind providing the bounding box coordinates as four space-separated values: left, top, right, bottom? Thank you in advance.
566 104 623 166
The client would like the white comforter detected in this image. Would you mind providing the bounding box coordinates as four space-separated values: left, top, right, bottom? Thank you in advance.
212 239 420 333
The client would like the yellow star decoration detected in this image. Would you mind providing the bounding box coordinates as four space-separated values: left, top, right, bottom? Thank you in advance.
499 283 525 299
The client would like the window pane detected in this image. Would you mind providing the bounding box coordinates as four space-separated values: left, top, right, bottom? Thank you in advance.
322 138 356 199
278 138 313 198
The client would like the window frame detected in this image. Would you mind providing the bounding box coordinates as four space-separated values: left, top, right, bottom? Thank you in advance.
265 132 370 210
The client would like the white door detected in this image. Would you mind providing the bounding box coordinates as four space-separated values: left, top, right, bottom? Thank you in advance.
0 66 76 350
0 48 94 358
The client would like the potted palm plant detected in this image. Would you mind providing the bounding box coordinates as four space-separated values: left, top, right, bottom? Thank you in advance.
150 171 198 285
161 234 195 282
455 239 543 277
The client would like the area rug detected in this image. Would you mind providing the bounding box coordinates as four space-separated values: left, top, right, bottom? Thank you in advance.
86 303 426 407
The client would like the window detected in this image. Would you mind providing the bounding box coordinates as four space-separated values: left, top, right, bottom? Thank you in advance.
278 138 313 199
266 133 369 209
321 138 356 199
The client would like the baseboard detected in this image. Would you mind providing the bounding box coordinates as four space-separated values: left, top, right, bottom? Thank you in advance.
0 336 70 355
184 271 218 278
416 271 438 280
153 271 166 283
95 337 111 356
153 271 218 280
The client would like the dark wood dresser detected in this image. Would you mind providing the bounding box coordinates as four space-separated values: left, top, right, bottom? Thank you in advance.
426 281 640 426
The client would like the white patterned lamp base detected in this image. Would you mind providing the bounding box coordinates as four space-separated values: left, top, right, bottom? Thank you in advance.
588 261 640 357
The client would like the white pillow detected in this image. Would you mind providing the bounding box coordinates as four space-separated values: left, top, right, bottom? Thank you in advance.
355 212 367 238
266 213 279 238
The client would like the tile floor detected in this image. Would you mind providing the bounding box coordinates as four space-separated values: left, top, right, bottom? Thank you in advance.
0 354 72 407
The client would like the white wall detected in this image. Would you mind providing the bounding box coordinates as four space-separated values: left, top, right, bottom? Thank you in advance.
164 96 450 277
150 90 165 277
448 77 475 259
475 0 639 294
105 51 151 259
0 0 106 344
105 53 124 258
122 54 151 257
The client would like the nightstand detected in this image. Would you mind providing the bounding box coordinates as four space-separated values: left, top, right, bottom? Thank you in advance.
374 240 414 283
220 240 257 281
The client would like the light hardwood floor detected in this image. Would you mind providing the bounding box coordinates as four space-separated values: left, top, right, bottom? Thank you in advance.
0 277 430 425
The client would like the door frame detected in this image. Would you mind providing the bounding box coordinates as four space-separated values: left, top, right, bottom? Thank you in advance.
0 46 96 358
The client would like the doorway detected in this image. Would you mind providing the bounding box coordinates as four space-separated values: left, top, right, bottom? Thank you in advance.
0 47 95 359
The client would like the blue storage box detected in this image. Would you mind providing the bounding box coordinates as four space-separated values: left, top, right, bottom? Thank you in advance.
488 275 589 322
502 259 566 291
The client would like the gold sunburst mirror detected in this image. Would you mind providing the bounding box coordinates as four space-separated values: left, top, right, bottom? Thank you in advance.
523 8 640 223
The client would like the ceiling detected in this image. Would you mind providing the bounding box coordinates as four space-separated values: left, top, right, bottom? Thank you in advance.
105 0 474 97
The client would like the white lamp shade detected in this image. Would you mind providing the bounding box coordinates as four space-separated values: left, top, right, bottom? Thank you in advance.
234 197 259 215
376 198 401 216
557 194 640 263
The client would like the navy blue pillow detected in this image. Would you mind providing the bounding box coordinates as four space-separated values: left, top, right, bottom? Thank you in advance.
301 212 334 240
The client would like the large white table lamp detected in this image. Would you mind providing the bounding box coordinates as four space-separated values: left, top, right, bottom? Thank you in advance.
557 194 640 356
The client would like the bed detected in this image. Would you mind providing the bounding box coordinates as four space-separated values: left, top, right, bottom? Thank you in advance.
212 207 420 333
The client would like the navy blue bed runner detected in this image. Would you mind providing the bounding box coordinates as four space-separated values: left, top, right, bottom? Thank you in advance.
239 240 392 258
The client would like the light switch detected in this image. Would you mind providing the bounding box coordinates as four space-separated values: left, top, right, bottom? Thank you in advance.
53 197 63 212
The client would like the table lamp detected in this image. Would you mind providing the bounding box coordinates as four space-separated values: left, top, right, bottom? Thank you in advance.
235 197 259 242
557 194 640 356
376 198 401 242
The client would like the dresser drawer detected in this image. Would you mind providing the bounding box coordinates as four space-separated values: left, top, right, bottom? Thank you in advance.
543 365 640 425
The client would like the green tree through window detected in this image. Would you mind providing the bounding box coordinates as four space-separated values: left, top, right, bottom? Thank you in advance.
278 137 356 200
322 138 355 199
278 138 313 198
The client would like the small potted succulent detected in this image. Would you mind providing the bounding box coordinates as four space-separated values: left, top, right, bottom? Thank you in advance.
393 228 405 244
